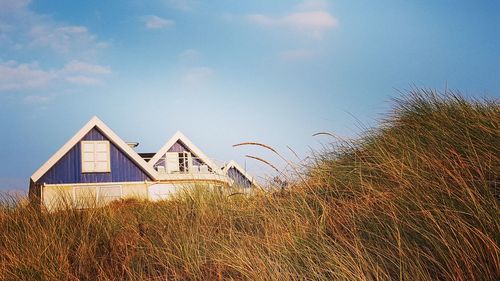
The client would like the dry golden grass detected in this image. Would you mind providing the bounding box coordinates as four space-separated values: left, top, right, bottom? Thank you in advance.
0 90 498 280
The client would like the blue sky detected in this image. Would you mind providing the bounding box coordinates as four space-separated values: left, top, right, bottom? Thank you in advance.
1 0 499 191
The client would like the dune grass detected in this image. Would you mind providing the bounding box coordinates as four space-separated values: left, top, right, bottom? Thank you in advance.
0 90 498 280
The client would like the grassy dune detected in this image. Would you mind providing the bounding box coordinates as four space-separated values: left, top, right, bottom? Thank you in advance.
1 90 499 280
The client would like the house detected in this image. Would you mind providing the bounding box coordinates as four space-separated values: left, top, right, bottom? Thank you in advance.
29 116 258 210
222 160 260 189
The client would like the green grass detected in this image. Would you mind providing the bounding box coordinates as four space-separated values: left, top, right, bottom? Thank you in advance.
1 89 498 280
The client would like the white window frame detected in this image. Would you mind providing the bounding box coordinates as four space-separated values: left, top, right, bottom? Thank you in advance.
81 141 111 173
178 151 192 173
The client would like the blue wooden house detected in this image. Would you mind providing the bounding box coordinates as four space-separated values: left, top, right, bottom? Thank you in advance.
29 116 259 209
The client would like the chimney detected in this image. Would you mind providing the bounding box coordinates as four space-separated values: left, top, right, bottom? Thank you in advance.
126 142 139 149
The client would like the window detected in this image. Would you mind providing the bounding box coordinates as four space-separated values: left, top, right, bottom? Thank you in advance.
178 152 190 172
165 152 192 173
99 186 122 204
74 186 97 208
81 141 110 173
73 185 122 208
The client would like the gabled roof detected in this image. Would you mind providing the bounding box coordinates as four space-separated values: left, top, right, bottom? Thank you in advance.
222 160 260 189
149 131 219 172
31 116 158 182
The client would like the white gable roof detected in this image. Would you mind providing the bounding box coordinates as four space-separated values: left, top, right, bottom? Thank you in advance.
222 160 260 188
149 131 219 172
31 116 158 182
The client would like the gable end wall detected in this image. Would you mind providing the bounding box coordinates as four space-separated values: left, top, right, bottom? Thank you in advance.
37 127 151 185
153 140 204 168
227 167 252 188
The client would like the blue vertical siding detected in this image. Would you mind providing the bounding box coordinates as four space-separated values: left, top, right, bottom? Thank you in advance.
153 140 204 168
37 127 151 185
168 141 189 153
227 167 252 188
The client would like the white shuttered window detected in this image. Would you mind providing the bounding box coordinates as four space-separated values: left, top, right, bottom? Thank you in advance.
81 141 111 173
99 186 122 204
74 186 97 208
73 185 122 208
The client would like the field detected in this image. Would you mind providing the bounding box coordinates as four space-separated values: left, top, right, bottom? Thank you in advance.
1 90 498 280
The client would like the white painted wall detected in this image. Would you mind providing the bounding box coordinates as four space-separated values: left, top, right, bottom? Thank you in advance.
148 183 190 201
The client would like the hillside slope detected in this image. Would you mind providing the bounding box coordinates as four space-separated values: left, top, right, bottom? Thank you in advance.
1 90 498 280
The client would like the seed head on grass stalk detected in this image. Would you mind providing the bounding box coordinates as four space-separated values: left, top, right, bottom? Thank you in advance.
233 142 311 189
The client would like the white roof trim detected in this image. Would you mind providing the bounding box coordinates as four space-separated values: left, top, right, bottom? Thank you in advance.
222 160 261 189
31 116 158 182
149 131 219 173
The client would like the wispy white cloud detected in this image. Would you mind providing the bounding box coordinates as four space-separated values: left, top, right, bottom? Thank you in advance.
0 60 111 92
144 15 175 29
0 0 108 58
0 61 54 91
247 11 336 29
176 50 214 87
246 0 337 40
177 48 201 63
27 25 105 54
0 0 30 13
23 95 52 104
0 0 110 102
182 66 214 84
63 60 111 75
